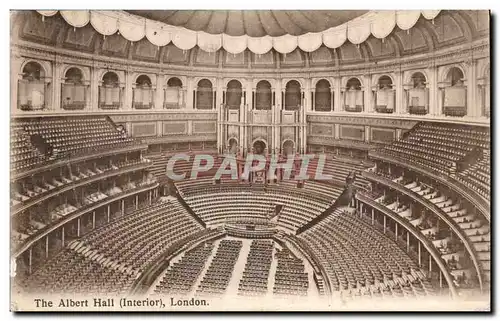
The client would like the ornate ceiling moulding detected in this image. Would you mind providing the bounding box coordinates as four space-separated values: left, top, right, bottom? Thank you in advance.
37 10 441 55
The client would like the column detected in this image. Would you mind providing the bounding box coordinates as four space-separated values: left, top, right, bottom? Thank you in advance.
334 77 341 112
77 218 81 237
364 125 370 143
186 77 195 110
418 242 421 266
406 232 410 252
155 74 164 110
395 71 403 114
383 215 386 234
371 208 375 225
121 200 125 215
429 254 432 272
28 248 32 275
53 61 63 111
363 74 372 112
125 71 133 110
92 211 95 229
334 124 340 139
107 205 110 223
61 227 65 247
91 65 99 110
45 236 49 258
466 59 477 117
428 66 438 116
395 223 398 241
135 195 139 209
10 52 22 113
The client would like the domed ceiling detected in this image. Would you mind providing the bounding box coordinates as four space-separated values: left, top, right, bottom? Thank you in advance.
13 10 489 69
125 10 369 37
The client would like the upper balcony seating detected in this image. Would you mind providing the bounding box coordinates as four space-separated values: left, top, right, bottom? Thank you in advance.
378 122 490 175
11 116 135 173
196 239 243 297
299 209 436 299
456 150 490 200
238 240 274 297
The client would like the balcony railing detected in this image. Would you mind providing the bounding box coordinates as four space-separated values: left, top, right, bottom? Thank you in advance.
344 105 363 112
409 105 428 115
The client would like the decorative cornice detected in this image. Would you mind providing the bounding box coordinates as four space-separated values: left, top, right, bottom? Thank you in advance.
11 35 489 79
308 115 418 129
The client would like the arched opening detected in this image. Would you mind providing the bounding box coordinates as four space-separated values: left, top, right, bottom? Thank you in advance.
285 80 302 111
226 80 242 110
18 61 47 111
99 71 122 109
164 77 184 109
444 67 466 117
62 67 87 110
282 140 295 156
375 75 395 114
228 138 238 154
315 79 332 112
196 79 213 110
255 80 272 110
252 140 267 155
133 75 153 109
344 78 363 112
408 72 428 115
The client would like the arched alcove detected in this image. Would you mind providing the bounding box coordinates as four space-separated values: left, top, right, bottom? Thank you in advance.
315 79 332 112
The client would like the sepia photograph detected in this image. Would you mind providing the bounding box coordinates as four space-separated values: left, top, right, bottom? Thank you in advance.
8 8 491 312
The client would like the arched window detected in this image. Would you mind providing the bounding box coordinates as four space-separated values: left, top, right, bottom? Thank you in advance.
99 71 122 109
226 80 242 110
285 80 301 111
196 79 213 110
315 79 332 112
62 67 87 110
375 76 395 113
18 61 46 111
444 67 466 117
344 78 363 112
133 75 153 109
164 77 184 109
408 72 428 115
255 80 272 110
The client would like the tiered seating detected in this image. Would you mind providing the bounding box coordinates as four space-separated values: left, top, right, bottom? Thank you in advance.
457 150 490 200
273 248 309 296
21 248 135 295
305 156 372 190
402 179 490 284
196 239 242 296
154 242 214 295
378 122 490 175
77 199 204 274
238 240 273 296
11 116 135 172
10 124 47 172
146 150 219 179
299 209 435 299
11 157 151 208
176 179 341 231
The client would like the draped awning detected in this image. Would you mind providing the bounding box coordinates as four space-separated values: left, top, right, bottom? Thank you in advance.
37 10 440 55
